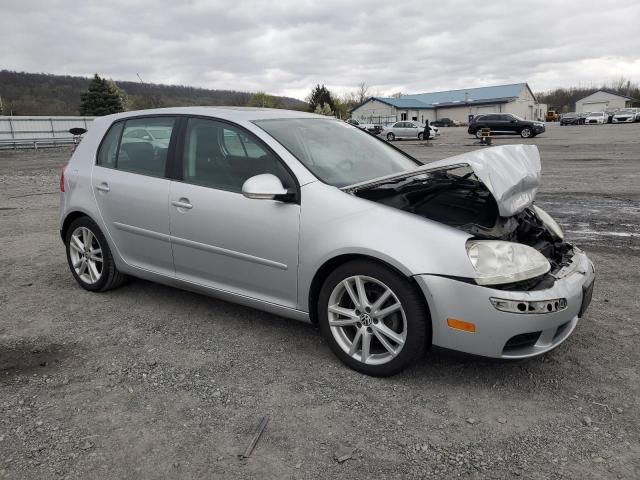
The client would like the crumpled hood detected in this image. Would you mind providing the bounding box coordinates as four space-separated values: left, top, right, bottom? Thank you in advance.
344 144 541 217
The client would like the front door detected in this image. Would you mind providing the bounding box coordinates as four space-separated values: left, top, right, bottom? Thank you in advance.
168 117 300 307
92 116 176 276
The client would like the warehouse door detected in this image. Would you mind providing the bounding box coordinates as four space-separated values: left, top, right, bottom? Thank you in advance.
582 102 608 113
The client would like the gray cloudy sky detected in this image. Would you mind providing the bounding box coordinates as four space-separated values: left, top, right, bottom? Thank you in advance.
2 0 639 99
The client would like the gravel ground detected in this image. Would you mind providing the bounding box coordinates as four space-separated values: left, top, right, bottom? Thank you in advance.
1 123 639 479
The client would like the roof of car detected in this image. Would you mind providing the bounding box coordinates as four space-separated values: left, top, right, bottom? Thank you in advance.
96 107 324 123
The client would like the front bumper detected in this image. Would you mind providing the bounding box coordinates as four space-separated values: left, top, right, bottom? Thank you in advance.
613 117 633 123
533 125 546 134
414 249 595 359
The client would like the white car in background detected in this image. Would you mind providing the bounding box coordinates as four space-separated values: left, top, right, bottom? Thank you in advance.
612 109 638 123
381 121 440 141
584 112 607 125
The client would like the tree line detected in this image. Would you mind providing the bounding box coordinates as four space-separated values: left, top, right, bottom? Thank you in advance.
536 78 640 112
0 70 307 116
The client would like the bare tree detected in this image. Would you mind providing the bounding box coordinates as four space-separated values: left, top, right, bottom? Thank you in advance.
356 82 370 104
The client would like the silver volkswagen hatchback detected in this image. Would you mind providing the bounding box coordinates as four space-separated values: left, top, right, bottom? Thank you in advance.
60 107 595 376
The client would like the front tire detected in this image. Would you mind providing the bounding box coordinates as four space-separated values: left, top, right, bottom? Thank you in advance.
317 260 429 376
386 132 395 141
65 216 127 292
520 127 533 138
418 132 424 140
474 129 485 139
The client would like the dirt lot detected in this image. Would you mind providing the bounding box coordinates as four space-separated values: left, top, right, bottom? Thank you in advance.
1 124 639 479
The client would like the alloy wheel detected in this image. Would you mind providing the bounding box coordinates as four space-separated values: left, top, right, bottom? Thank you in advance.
69 226 103 284
327 275 407 365
521 127 532 138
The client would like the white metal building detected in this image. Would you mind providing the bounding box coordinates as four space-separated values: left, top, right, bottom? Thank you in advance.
575 91 638 113
351 83 547 125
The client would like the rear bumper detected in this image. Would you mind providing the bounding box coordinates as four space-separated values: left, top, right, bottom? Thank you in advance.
414 249 595 359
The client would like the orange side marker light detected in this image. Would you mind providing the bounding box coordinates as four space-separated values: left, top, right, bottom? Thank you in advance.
447 318 476 333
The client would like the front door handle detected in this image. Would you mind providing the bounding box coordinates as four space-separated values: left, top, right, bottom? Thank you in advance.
172 198 193 210
95 182 110 192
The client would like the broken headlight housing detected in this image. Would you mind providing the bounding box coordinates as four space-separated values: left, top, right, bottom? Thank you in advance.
466 240 550 286
533 205 564 240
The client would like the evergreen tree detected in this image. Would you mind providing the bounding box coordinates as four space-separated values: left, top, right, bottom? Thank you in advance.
79 74 125 116
307 84 335 113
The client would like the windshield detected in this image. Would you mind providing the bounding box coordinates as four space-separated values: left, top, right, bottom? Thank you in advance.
590 112 604 116
254 118 419 187
510 114 524 120
618 109 632 114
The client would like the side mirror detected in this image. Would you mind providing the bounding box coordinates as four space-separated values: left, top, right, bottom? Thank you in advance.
242 174 289 200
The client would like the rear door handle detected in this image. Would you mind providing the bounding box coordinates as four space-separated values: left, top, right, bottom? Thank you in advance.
95 182 110 192
172 198 193 210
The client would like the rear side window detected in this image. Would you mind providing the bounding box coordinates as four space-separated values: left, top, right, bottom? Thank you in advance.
118 118 175 178
97 122 123 168
96 117 175 178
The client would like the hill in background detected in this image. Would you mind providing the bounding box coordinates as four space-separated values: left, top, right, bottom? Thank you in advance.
0 70 307 115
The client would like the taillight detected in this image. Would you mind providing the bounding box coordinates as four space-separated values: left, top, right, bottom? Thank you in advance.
60 165 67 192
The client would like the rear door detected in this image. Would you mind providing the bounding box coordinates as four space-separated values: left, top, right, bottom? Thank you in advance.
406 122 422 138
168 117 301 307
92 116 176 276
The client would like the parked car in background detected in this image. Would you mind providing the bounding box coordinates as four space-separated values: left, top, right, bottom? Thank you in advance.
584 112 607 125
347 118 383 135
559 112 582 126
59 107 594 376
604 109 618 124
381 121 439 141
612 109 639 123
468 113 545 138
432 118 460 127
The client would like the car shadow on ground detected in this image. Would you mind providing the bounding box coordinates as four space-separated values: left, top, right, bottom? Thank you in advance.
110 277 558 389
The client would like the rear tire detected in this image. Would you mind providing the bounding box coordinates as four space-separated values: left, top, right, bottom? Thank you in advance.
386 133 395 141
317 260 429 377
65 216 127 292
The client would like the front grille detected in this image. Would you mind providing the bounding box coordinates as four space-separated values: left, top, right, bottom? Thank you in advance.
503 331 542 352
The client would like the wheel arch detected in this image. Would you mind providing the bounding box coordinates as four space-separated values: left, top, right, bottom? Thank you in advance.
307 253 432 328
60 210 93 241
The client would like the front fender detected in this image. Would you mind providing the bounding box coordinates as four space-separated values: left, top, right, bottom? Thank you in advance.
297 182 475 310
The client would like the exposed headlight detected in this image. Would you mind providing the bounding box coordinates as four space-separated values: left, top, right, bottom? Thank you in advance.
466 240 550 286
533 205 564 239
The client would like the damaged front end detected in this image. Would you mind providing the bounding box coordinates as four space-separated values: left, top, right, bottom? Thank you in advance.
343 145 573 290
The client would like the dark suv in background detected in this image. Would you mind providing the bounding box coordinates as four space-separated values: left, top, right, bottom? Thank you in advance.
468 113 545 138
